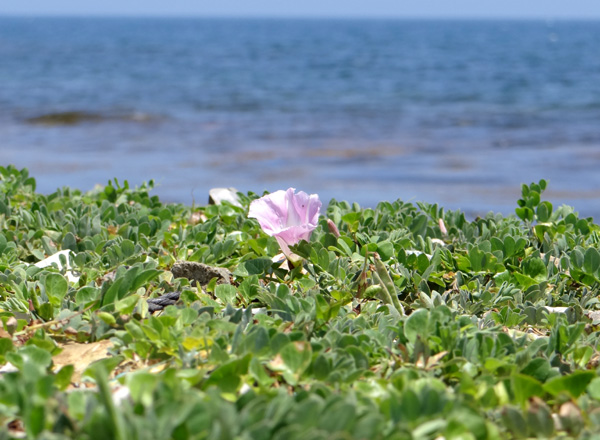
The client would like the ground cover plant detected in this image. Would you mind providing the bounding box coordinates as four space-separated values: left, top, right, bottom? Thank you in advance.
2 165 600 439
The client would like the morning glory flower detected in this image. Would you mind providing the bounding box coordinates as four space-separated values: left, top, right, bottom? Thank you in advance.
248 188 321 258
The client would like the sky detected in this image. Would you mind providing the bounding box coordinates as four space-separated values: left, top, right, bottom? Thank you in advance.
1 0 600 19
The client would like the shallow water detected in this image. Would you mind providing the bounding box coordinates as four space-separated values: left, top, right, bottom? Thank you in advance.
1 17 600 218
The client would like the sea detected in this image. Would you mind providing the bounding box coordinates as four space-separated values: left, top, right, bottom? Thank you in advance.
1 17 600 218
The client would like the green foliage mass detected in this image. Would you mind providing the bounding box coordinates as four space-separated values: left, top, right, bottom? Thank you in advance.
1 165 600 439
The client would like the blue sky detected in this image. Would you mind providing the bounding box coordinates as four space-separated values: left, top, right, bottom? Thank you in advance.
1 0 600 19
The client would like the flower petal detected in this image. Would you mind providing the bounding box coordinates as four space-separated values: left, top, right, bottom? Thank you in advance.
275 224 315 247
275 236 292 258
249 188 321 254
248 189 289 236
289 189 322 227
285 188 303 227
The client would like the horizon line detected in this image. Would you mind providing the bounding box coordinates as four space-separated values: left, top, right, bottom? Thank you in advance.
2 13 600 21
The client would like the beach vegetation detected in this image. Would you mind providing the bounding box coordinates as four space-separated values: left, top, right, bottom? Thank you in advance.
1 165 600 438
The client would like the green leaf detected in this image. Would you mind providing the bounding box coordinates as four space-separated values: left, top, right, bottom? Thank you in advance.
520 358 552 382
0 234 8 256
115 294 140 314
249 357 275 387
345 346 369 370
570 248 584 269
232 258 273 277
513 273 537 289
89 363 127 440
583 247 600 276
504 236 515 257
526 398 554 438
215 284 238 305
83 356 125 379
0 338 14 358
25 405 45 437
417 253 430 273
512 374 544 405
62 232 78 252
102 266 144 307
311 354 331 381
501 406 528 438
543 371 595 398
204 354 251 393
75 286 100 306
132 269 161 291
404 309 429 344
121 239 135 257
238 276 259 300
102 278 124 307
528 191 541 208
521 257 546 280
341 212 360 232
341 212 361 225
127 372 159 406
536 201 552 223
273 341 312 386
577 219 590 235
468 247 486 272
0 199 10 217
376 241 394 261
515 207 533 222
587 377 600 400
45 273 68 307
8 345 52 374
410 214 428 237
336 237 354 257
318 401 357 433
118 266 141 297
55 365 74 390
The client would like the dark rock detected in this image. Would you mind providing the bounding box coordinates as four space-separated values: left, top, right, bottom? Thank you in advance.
26 111 103 125
147 291 181 313
26 111 157 126
171 261 231 286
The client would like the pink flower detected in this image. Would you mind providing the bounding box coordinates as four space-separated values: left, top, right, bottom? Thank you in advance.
438 218 448 237
326 219 340 238
248 188 321 257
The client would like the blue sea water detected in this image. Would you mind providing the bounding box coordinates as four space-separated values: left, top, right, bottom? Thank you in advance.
1 17 600 217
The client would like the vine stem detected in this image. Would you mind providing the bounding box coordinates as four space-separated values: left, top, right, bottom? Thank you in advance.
13 301 98 336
